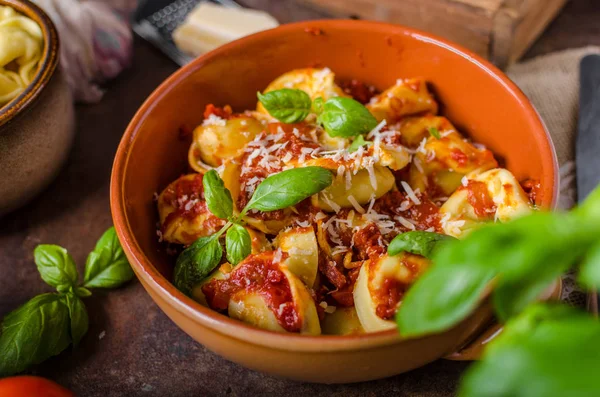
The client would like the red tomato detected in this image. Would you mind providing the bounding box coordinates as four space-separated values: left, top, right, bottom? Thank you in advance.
0 376 73 397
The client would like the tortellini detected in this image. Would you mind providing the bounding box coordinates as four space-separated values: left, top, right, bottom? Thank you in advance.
256 67 348 117
354 253 430 332
0 6 43 106
312 165 395 212
157 174 226 245
189 115 264 169
321 306 364 335
225 252 321 335
274 226 319 287
440 168 533 237
367 78 438 123
408 124 498 197
158 67 542 335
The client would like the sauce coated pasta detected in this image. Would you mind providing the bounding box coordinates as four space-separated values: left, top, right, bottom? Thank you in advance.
156 68 538 335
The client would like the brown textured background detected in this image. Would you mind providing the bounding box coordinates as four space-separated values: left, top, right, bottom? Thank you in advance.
1 0 599 395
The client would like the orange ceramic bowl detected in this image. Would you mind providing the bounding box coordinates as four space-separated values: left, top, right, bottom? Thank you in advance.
111 20 558 383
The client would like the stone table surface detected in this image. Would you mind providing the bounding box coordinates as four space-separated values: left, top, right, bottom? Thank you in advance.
1 0 599 396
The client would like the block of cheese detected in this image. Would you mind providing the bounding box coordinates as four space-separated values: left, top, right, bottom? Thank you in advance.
173 2 279 57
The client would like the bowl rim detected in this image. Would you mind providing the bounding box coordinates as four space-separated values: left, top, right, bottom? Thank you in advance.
111 19 559 352
0 0 60 129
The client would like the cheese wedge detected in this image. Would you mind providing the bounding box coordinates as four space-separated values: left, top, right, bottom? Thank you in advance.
173 3 279 56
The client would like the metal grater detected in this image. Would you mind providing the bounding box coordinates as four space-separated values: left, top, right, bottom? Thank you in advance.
133 0 240 66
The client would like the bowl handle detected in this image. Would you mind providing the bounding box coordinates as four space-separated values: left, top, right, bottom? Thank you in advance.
444 278 563 361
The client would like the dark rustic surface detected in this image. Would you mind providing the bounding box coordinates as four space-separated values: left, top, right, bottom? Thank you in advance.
1 0 599 396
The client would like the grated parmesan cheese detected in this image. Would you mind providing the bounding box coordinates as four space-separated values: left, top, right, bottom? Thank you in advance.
347 195 365 214
202 114 227 126
401 181 422 205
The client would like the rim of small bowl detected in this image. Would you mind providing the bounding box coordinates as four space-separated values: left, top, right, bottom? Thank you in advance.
0 0 60 129
111 19 559 353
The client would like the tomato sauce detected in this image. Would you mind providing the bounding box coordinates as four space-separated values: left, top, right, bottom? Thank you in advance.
521 179 542 205
203 104 232 119
339 79 379 104
372 190 441 234
371 253 425 320
160 174 226 237
463 180 497 219
202 251 302 332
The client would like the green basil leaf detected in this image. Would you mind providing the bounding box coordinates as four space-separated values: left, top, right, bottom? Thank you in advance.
246 167 333 212
226 224 252 265
428 127 441 139
347 135 372 153
74 287 92 298
575 184 600 223
0 293 71 376
33 245 78 291
388 231 456 258
579 241 600 289
174 235 223 296
491 213 597 320
65 293 89 347
203 169 233 220
257 88 312 123
459 304 600 397
317 97 378 137
312 97 324 114
83 227 134 289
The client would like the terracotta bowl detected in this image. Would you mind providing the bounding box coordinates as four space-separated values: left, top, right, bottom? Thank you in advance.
111 20 558 383
0 0 75 217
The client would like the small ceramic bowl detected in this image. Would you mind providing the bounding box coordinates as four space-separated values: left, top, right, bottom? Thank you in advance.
111 20 559 383
0 0 75 217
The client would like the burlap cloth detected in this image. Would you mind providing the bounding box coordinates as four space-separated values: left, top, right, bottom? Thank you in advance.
506 46 600 307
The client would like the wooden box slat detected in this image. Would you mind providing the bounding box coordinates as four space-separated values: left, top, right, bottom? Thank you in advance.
296 0 568 68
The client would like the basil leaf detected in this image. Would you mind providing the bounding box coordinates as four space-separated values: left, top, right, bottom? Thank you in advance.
317 97 378 137
226 224 252 265
203 169 233 220
246 166 333 212
347 135 372 153
257 89 312 123
33 245 78 292
579 241 600 289
74 287 92 298
492 213 597 320
312 97 324 114
65 293 89 347
174 235 223 296
459 304 600 397
0 293 71 376
574 183 600 222
83 227 134 289
428 127 441 139
388 231 456 258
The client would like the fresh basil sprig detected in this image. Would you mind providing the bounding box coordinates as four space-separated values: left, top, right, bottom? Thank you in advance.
203 169 234 220
174 235 223 296
317 97 378 137
34 245 79 293
257 89 312 124
0 227 134 376
83 227 134 289
388 231 456 259
459 304 600 397
257 88 378 138
175 167 333 295
245 166 333 212
226 224 252 266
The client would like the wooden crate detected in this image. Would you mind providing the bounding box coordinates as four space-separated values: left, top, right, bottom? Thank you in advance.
295 0 568 68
